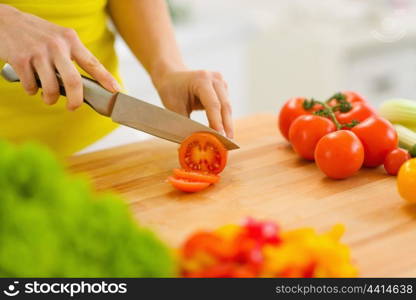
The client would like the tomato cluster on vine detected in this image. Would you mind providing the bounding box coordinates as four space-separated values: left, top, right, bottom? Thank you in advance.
278 91 408 179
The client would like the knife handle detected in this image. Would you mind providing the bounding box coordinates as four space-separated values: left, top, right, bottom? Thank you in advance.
1 63 116 116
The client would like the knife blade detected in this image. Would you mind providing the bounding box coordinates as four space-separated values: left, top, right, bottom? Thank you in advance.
1 63 239 150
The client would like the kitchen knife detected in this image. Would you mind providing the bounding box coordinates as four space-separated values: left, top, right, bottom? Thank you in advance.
1 63 239 150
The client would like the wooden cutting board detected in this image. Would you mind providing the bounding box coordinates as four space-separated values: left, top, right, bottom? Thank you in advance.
68 114 416 277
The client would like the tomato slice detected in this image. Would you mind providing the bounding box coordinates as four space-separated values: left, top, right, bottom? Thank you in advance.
179 132 228 174
167 176 211 193
351 116 398 168
173 168 220 183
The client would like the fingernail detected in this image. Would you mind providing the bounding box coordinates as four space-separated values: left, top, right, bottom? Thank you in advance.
67 103 78 111
27 88 38 96
112 81 121 92
41 92 51 105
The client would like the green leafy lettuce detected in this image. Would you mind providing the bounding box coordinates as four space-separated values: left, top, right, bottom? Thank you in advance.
0 141 175 277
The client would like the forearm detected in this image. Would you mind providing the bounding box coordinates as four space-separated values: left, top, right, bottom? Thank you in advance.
108 0 186 81
108 0 233 137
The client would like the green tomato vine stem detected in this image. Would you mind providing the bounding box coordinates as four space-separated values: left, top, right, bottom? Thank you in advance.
312 100 343 130
303 97 359 130
410 144 416 158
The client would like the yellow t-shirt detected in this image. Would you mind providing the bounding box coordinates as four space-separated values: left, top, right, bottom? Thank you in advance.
0 0 119 157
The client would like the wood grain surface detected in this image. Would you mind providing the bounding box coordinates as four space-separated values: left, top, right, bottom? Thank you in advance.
68 114 416 277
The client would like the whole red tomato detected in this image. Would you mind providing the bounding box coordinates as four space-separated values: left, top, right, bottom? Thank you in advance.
351 116 398 168
343 91 367 103
314 130 364 179
289 115 336 161
335 102 376 127
384 148 411 176
328 91 367 106
327 91 375 127
278 97 321 141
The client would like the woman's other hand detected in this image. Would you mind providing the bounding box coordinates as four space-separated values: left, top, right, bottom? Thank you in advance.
152 69 234 139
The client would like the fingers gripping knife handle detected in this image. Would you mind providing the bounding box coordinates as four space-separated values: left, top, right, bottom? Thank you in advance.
1 63 117 116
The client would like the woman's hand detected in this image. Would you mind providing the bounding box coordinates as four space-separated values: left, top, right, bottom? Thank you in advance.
0 4 120 110
152 69 234 138
108 0 234 138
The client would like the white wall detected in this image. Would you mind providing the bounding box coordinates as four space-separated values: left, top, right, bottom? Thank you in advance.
80 0 416 153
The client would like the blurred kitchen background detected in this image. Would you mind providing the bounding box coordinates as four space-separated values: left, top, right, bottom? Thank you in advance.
81 0 416 152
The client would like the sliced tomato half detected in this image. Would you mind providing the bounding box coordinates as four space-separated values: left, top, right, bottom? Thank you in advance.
167 176 211 193
173 168 220 184
179 132 228 174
